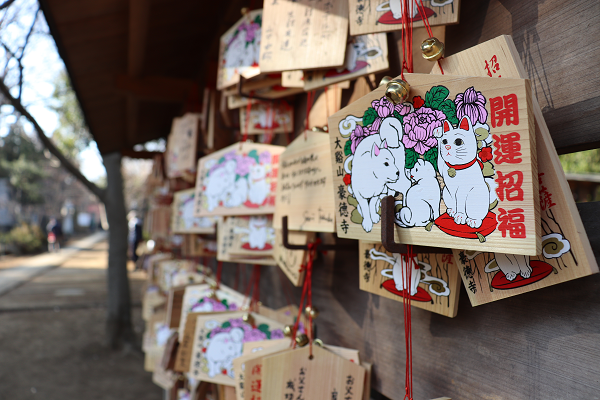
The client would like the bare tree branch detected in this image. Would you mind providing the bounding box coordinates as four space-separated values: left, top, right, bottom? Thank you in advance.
0 77 106 201
0 0 16 12
16 7 39 100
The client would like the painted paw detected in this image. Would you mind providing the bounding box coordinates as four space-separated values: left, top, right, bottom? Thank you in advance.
466 217 483 229
372 211 381 224
454 212 467 225
447 208 456 217
362 219 373 233
520 264 532 279
504 271 517 281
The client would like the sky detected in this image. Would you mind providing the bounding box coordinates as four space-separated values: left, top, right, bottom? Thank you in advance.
0 1 107 182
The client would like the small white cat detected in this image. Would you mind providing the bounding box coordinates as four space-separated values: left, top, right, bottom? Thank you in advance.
351 134 399 233
377 0 420 20
397 159 441 228
369 248 421 296
486 253 532 281
248 164 269 205
435 116 490 228
379 117 412 201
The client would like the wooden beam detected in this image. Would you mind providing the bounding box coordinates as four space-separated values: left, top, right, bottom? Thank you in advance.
115 74 197 102
121 149 163 159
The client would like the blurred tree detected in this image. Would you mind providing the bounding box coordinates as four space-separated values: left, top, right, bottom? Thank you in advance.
559 150 600 174
0 0 134 349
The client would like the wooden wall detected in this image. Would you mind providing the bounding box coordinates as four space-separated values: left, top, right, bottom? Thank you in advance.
215 0 600 398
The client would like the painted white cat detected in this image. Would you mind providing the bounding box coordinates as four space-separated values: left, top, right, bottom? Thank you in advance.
377 0 420 20
369 249 421 295
248 164 269 205
203 326 244 378
350 134 399 233
337 41 383 73
380 117 412 201
247 216 273 249
225 177 248 208
486 253 532 282
205 160 237 211
435 116 491 228
397 159 441 228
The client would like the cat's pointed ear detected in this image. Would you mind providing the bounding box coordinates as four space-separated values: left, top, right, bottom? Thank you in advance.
382 139 388 149
372 142 380 157
459 116 471 131
443 120 451 133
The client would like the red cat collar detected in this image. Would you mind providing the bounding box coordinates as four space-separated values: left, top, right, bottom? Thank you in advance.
445 158 483 171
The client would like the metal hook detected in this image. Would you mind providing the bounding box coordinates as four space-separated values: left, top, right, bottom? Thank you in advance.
381 196 452 254
281 216 355 251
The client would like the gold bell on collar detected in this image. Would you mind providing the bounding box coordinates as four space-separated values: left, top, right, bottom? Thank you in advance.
421 37 444 61
385 78 410 105
304 305 319 319
295 333 309 347
379 76 392 87
242 313 255 326
283 325 293 337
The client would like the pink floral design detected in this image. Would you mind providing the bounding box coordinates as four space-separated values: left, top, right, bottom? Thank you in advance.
371 97 394 118
245 22 260 43
235 155 255 176
395 103 414 116
455 87 488 125
271 329 284 339
402 107 445 155
350 124 370 153
243 329 267 342
258 151 271 165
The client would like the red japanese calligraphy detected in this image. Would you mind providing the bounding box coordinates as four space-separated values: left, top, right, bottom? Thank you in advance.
496 170 524 201
498 208 526 238
490 94 519 128
484 55 501 77
251 364 262 375
251 379 262 393
493 132 522 164
538 173 556 211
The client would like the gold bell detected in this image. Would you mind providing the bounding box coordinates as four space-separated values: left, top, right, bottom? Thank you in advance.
304 305 319 319
241 7 249 15
283 325 293 337
421 37 444 61
242 313 255 326
295 333 309 347
379 76 392 87
313 338 324 347
385 79 410 105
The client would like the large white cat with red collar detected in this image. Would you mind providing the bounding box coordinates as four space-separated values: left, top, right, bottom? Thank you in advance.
435 115 492 229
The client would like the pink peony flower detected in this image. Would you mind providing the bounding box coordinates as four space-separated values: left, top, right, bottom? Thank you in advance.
371 97 394 118
350 124 370 153
395 103 414 116
455 87 488 125
402 107 445 155
258 151 271 165
243 328 267 342
271 329 284 339
235 155 255 176
245 22 260 43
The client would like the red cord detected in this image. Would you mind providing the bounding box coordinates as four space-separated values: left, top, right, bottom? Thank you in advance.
415 0 444 74
243 95 253 144
402 245 415 400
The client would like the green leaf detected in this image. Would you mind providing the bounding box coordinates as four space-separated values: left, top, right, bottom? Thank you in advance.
344 139 352 156
393 110 404 125
424 86 449 109
423 147 439 173
362 107 377 126
439 99 458 125
258 324 270 333
405 147 419 169
222 321 231 329
248 149 259 163
221 299 229 307
254 15 262 25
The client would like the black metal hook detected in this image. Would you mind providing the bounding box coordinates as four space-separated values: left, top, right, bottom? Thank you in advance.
381 196 452 254
281 216 355 251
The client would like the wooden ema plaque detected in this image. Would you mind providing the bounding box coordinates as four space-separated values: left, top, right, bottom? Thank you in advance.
358 242 460 317
189 312 286 386
262 345 366 400
194 142 285 217
172 189 217 234
178 282 247 334
303 33 389 91
274 229 315 287
329 73 540 256
234 340 292 400
239 102 293 135
430 35 599 305
166 113 200 179
259 0 348 72
229 216 276 257
348 0 460 36
217 217 277 266
273 131 336 233
217 9 262 90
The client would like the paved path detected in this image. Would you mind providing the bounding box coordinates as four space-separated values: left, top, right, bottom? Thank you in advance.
0 232 107 297
0 236 162 400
